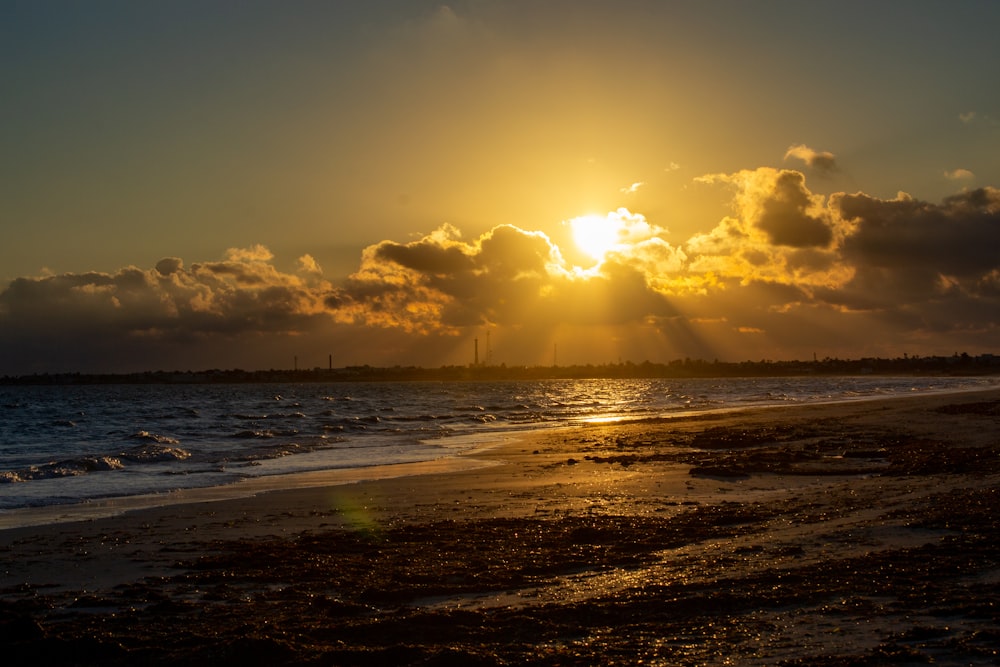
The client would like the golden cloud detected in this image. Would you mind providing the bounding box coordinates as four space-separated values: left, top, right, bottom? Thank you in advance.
687 168 852 289
783 144 838 172
2 169 999 373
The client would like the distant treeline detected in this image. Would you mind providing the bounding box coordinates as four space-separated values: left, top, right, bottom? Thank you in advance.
3 353 999 385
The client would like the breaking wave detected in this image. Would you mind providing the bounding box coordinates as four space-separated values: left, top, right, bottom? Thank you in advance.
0 455 125 483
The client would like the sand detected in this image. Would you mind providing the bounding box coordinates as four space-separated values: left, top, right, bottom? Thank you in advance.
2 387 1000 665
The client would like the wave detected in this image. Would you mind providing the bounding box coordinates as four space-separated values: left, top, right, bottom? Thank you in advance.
231 428 300 439
118 443 192 463
1 376 996 509
129 430 181 445
0 455 125 483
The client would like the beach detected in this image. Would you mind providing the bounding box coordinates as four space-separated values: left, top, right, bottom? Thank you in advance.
2 387 1000 665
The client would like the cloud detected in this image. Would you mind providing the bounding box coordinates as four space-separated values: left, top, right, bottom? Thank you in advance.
823 187 1000 332
620 181 645 193
944 168 975 181
784 144 838 173
959 111 977 124
298 254 323 275
693 167 840 251
834 187 1000 286
333 221 682 332
223 244 274 263
337 165 1000 355
2 167 999 373
569 208 671 253
684 170 1000 348
0 247 337 358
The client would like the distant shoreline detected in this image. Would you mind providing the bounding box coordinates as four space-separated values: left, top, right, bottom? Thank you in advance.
3 353 999 384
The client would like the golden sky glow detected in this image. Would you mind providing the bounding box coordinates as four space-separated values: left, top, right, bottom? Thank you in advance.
1 2 999 373
570 214 622 263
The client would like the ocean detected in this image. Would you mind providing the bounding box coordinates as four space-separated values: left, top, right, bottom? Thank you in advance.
1 376 996 517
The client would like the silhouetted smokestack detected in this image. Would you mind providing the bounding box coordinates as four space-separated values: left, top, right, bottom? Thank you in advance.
329 354 332 371
474 338 479 366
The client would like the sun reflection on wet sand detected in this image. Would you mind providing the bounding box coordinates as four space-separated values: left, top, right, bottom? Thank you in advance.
406 464 994 662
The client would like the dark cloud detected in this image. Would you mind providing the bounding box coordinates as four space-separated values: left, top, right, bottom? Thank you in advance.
0 248 337 373
813 187 1000 336
155 257 183 276
756 170 834 248
374 239 474 275
476 225 555 278
835 187 1000 288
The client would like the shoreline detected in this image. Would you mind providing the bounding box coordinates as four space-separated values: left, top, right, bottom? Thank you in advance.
0 382 991 531
3 386 1000 664
0 455 505 531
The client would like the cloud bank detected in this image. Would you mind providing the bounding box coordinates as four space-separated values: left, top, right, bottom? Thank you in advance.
3 168 999 373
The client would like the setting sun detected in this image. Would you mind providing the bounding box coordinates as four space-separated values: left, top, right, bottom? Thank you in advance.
569 213 623 261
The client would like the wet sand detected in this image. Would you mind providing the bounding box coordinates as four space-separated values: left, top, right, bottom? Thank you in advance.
2 387 1000 665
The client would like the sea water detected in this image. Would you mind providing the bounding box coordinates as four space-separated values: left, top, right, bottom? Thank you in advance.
0 376 995 514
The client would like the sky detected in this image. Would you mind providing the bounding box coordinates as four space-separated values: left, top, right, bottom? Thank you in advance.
2 0 999 374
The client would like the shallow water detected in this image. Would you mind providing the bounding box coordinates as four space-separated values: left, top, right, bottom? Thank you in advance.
0 376 994 512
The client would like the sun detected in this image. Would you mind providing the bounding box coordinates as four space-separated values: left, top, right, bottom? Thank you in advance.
569 213 623 261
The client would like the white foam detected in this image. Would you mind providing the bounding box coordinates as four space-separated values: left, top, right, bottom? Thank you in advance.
0 454 501 530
